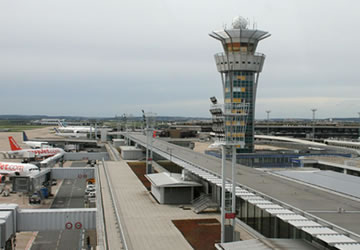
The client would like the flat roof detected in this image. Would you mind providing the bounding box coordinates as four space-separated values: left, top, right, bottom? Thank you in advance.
274 170 360 199
119 146 142 151
145 172 202 188
215 238 319 250
302 227 338 236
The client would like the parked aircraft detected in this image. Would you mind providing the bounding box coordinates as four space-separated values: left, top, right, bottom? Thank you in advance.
56 121 95 133
0 161 39 181
8 136 64 159
22 131 48 149
53 128 88 139
57 121 112 133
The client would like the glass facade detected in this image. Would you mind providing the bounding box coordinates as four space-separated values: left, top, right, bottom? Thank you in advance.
236 196 333 248
224 71 255 153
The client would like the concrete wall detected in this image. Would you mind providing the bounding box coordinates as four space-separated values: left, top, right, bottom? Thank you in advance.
151 186 163 204
120 148 143 160
113 139 125 147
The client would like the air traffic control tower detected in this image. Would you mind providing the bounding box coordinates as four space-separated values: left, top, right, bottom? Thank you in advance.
210 16 270 153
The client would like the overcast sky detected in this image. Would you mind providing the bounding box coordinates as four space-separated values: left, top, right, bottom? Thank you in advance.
1 0 360 119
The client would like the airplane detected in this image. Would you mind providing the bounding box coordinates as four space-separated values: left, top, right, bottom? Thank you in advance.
56 121 112 134
0 161 39 182
56 121 95 133
53 128 88 139
8 136 64 159
22 131 49 149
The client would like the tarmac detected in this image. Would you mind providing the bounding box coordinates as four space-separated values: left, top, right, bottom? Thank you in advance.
0 127 85 249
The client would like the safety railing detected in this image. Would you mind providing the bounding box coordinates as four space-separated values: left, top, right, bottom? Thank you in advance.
101 157 130 249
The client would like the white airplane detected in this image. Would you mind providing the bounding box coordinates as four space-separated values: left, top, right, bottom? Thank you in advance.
56 121 112 133
56 121 95 133
0 161 39 181
22 131 49 149
8 136 64 159
53 128 87 139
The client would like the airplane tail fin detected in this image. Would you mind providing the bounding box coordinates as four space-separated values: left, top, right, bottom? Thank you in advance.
57 121 62 127
22 131 28 141
8 137 22 151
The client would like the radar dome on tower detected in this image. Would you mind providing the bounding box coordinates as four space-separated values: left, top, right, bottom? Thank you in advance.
232 16 248 29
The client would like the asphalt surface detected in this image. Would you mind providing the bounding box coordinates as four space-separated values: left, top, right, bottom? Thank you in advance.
31 164 87 250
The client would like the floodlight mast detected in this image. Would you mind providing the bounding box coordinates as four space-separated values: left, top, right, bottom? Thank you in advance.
311 109 317 142
210 16 270 243
266 110 271 135
358 112 360 140
143 111 156 174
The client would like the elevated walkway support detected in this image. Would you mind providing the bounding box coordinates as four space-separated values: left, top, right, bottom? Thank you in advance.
64 152 109 161
51 167 94 180
18 208 96 231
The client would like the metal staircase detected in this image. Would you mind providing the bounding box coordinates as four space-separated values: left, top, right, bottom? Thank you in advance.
192 193 219 214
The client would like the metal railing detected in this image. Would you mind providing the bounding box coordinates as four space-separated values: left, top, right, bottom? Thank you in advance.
215 51 265 57
101 158 130 249
96 164 108 250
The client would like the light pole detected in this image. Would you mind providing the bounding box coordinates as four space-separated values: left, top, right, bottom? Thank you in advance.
167 147 173 161
143 111 156 174
311 109 317 141
266 110 271 135
358 112 360 140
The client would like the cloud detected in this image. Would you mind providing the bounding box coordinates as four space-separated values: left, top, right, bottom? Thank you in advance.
0 0 360 117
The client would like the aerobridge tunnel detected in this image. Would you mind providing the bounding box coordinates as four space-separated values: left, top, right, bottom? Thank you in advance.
11 167 95 194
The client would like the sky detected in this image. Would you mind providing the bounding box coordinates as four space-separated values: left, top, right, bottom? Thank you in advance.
1 0 360 119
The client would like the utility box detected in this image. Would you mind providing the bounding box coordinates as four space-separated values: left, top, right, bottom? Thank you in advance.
119 146 143 160
113 139 126 147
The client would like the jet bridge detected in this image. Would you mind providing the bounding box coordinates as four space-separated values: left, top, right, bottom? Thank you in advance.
12 168 95 194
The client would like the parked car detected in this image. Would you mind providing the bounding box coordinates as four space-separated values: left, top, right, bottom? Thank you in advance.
29 193 41 204
85 191 96 199
85 187 96 194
